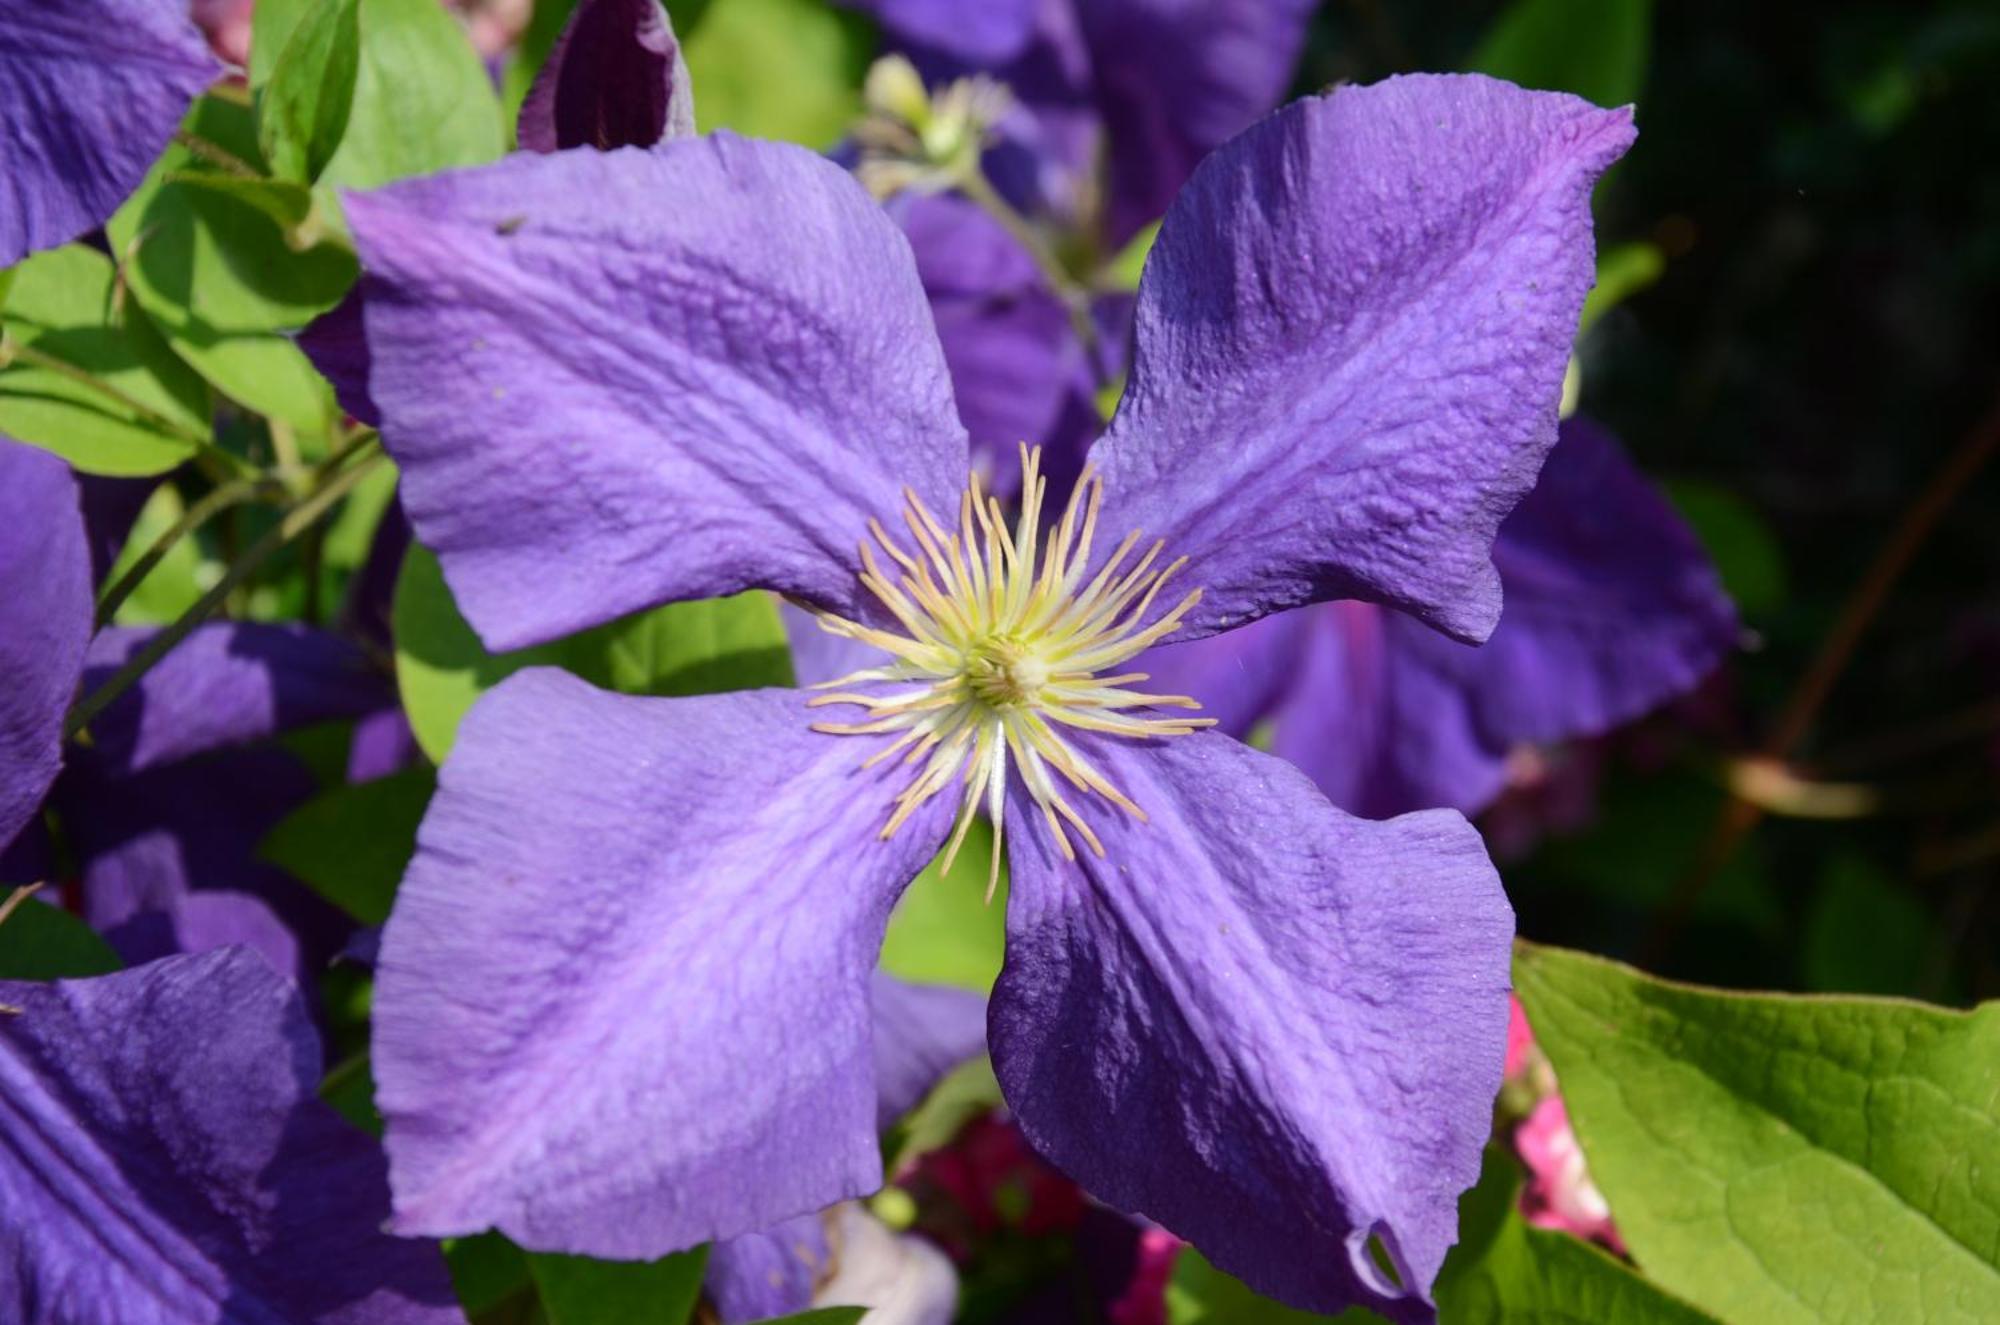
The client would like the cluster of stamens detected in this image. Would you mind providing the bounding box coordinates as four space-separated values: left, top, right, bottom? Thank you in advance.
809 447 1214 898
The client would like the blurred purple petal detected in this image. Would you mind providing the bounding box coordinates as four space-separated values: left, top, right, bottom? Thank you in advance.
1091 76 1633 645
374 670 954 1253
851 0 1041 65
871 973 988 1129
348 707 419 783
0 440 90 851
0 948 462 1323
347 137 966 649
707 1212 831 1325
1077 0 1315 246
296 286 381 425
0 0 220 265
76 473 157 582
991 733 1510 1319
518 0 695 153
83 623 391 775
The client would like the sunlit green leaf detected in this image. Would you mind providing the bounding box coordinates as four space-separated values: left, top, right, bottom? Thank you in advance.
260 0 362 183
1514 943 2000 1325
682 0 871 147
1469 0 1654 110
320 0 507 190
528 1246 708 1325
0 245 209 475
260 767 434 925
878 817 1009 994
393 544 794 761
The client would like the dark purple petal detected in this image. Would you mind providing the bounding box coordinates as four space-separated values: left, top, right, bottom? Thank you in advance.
340 492 411 652
871 973 989 1129
991 732 1511 1319
518 0 694 154
76 473 157 582
1076 0 1316 247
895 192 1083 491
706 1212 831 1325
0 440 90 851
1091 75 1634 646
295 286 380 425
83 622 392 776
374 670 954 1253
0 948 462 1323
0 0 221 265
348 137 967 649
849 0 1041 65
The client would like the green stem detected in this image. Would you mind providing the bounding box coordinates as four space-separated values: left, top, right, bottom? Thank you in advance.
173 129 260 179
65 447 387 740
94 475 285 627
956 170 1110 389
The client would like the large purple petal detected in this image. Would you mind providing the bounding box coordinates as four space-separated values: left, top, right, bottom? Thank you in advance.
374 670 954 1253
1076 0 1315 247
348 136 967 650
990 732 1511 1319
0 948 461 1324
871 973 989 1129
0 440 90 851
1090 75 1634 645
1135 607 1314 741
0 0 220 266
82 622 392 775
517 0 695 154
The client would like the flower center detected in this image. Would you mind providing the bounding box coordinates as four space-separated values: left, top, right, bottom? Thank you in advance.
808 447 1214 897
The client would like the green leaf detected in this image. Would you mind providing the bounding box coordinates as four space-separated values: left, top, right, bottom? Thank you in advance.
1660 480 1786 619
1435 1148 1717 1324
319 0 507 190
393 544 794 761
103 483 217 625
249 0 318 86
1802 853 1935 995
882 1055 1003 1172
682 0 871 147
260 767 435 925
260 0 362 183
1513 943 2000 1325
0 245 210 475
163 171 314 231
0 895 122 981
1468 0 1654 110
447 1232 535 1317
1104 220 1161 292
759 1312 866 1325
878 818 1009 994
318 1051 380 1135
1579 241 1666 338
528 1246 708 1325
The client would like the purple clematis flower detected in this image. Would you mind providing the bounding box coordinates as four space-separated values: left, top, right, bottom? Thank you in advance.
0 0 221 267
0 945 462 1323
0 439 91 854
1140 416 1741 820
348 74 1629 1318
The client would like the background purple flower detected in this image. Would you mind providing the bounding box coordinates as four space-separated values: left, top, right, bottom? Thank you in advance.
1141 416 1740 820
0 946 462 1323
0 0 221 266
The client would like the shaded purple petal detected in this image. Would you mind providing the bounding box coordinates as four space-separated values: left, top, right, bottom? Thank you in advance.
518 0 695 154
0 440 90 850
65 745 350 984
990 732 1511 1319
339 492 411 653
76 473 157 582
295 286 380 425
1076 0 1315 246
348 136 967 649
0 948 462 1324
1091 75 1634 645
871 973 989 1129
707 1212 831 1325
83 622 392 776
0 0 220 265
374 670 953 1253
895 192 1082 491
850 0 1041 65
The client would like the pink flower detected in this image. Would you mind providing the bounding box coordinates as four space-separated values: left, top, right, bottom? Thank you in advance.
1516 1096 1624 1252
1107 1225 1187 1325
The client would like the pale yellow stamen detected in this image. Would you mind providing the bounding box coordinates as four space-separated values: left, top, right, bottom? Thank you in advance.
810 446 1213 896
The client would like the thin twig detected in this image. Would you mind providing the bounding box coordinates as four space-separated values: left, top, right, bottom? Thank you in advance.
94 476 285 627
173 129 260 178
64 448 387 740
1641 388 2000 964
